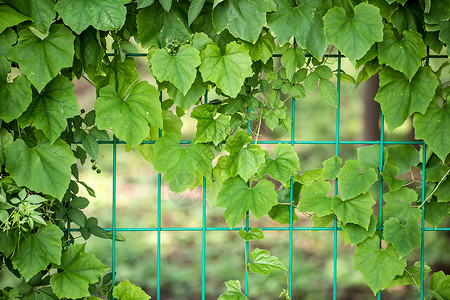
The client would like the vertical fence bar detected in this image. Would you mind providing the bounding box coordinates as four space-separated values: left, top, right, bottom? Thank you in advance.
420 142 426 299
245 108 251 297
333 51 342 300
202 92 208 300
157 92 163 300
112 135 117 295
377 113 385 300
289 97 295 298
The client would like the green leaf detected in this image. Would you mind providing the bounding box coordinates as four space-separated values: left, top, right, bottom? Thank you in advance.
216 177 277 228
298 179 332 217
341 215 377 246
249 30 275 64
93 58 139 99
337 160 378 200
153 133 213 193
354 236 407 294
188 0 206 25
159 0 172 11
50 243 109 299
381 163 406 192
239 227 264 242
18 76 79 144
424 1 450 24
8 24 75 92
375 66 439 131
435 178 450 203
137 5 190 48
385 145 420 174
5 0 56 33
267 0 326 59
191 104 230 146
0 4 31 33
0 128 13 166
167 74 206 111
6 132 76 199
429 271 450 300
199 42 252 98
137 0 155 9
224 132 265 181
95 82 162 148
322 156 342 180
383 188 421 224
0 57 32 123
304 71 319 91
357 145 382 170
378 26 426 79
112 280 150 300
323 3 384 63
281 47 305 81
258 144 300 185
424 198 449 229
150 45 201 95
0 28 17 58
0 230 16 258
387 261 431 288
213 0 276 43
319 78 338 107
331 193 375 229
218 280 248 300
414 100 450 161
12 224 63 281
248 248 286 275
383 217 421 258
55 0 127 34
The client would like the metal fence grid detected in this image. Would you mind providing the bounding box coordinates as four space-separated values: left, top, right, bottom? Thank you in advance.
68 51 449 300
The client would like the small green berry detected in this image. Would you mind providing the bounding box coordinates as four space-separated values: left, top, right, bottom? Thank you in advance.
96 169 101 174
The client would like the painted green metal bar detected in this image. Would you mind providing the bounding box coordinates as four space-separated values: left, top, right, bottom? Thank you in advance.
377 113 385 300
332 51 342 300
111 135 117 297
202 92 208 300
420 142 426 299
289 97 295 298
157 91 163 300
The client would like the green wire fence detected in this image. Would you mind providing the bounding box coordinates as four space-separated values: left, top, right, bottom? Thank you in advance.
68 51 449 300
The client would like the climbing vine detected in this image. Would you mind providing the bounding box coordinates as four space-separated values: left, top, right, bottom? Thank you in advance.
0 0 449 299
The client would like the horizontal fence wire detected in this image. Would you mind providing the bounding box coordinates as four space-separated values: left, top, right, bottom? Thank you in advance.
65 51 450 300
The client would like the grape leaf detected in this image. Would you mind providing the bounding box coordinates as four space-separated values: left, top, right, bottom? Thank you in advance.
213 0 276 43
12 224 63 281
0 56 32 123
258 144 300 185
267 0 326 59
383 217 421 258
435 178 450 203
18 75 79 144
248 248 286 275
224 131 265 181
112 280 150 300
95 82 163 148
188 0 206 25
429 271 450 300
0 4 31 33
8 24 75 92
191 104 230 146
199 42 253 98
354 236 407 294
385 145 420 174
167 74 206 111
375 66 439 131
137 5 190 48
150 45 201 95
55 0 128 34
5 0 56 33
331 193 375 229
153 133 213 193
319 78 338 107
424 1 450 24
218 280 248 300
281 47 305 81
378 25 427 79
381 163 406 192
50 243 109 299
341 215 377 246
6 132 76 199
298 179 332 217
357 145 382 170
159 0 172 11
387 261 431 288
249 30 275 64
383 188 421 224
239 227 264 242
322 156 342 180
216 177 277 228
413 100 450 161
337 160 378 200
424 198 449 229
0 28 17 58
0 128 13 166
323 3 383 63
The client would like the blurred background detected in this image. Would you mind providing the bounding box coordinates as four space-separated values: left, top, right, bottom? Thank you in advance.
1 52 449 299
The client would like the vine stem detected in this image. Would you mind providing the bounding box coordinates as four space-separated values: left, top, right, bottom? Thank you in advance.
418 168 450 208
122 66 149 96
